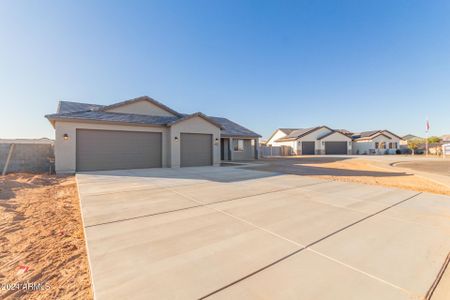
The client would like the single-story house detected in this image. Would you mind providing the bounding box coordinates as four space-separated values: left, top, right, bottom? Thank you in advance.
266 126 352 155
352 130 402 154
45 96 260 173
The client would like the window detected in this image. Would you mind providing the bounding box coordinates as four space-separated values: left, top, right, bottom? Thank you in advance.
234 139 244 151
389 142 393 149
393 142 398 149
375 142 379 149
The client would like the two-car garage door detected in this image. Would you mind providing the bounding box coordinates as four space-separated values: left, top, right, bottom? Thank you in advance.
76 129 162 171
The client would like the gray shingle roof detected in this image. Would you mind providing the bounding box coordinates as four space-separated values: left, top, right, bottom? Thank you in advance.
46 111 178 125
210 117 261 138
58 101 104 113
47 98 261 138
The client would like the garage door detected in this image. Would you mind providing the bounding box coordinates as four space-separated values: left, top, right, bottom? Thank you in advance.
302 141 315 155
325 141 348 155
76 129 162 171
180 133 212 167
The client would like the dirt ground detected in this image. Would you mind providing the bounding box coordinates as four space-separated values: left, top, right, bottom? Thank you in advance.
0 174 92 300
250 157 450 196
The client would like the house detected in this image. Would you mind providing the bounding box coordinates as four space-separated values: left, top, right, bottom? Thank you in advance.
45 96 260 173
352 130 402 154
266 126 352 155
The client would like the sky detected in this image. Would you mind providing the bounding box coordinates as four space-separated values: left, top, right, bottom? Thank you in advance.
1 0 449 140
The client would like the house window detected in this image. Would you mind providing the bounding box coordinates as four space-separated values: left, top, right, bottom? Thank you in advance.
234 139 244 151
389 142 393 149
375 142 379 149
393 142 398 149
379 142 386 149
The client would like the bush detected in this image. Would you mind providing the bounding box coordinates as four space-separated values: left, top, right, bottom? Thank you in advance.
396 149 401 155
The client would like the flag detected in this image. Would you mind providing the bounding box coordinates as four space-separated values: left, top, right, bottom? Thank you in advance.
426 118 430 132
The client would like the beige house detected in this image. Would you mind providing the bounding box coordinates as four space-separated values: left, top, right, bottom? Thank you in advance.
46 96 260 173
266 126 352 155
352 130 402 155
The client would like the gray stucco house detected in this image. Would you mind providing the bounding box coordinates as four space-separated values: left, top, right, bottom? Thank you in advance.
45 96 260 173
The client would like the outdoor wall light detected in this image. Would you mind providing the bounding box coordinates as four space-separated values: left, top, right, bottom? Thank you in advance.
63 133 69 140
214 138 219 145
174 136 179 142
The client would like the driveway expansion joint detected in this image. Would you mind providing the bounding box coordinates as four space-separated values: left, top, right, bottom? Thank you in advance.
198 192 422 299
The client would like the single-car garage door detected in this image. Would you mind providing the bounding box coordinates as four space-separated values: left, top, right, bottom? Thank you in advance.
180 133 212 167
302 141 315 155
325 141 348 155
76 129 162 171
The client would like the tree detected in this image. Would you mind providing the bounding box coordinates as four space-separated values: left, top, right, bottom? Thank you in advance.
407 139 422 155
427 136 441 144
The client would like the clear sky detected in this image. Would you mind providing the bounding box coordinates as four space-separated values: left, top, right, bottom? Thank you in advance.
1 0 449 139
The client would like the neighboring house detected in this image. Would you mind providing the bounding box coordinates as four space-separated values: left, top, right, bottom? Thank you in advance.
441 134 450 143
266 126 352 155
45 96 260 173
352 130 402 155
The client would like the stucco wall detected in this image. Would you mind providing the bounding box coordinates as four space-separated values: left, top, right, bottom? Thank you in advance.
297 127 332 154
231 139 255 160
106 101 176 117
55 121 169 173
318 132 352 154
169 116 221 168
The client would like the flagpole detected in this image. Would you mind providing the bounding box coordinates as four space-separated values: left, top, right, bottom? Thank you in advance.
425 117 429 157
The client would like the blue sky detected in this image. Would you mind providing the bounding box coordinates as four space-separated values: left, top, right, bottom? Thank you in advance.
1 0 449 139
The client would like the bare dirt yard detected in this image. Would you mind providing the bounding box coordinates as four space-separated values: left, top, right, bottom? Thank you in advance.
0 173 92 300
250 157 450 196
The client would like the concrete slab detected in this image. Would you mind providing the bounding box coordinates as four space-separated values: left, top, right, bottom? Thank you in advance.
80 187 199 227
311 214 450 296
85 206 297 300
207 251 410 300
211 189 372 245
76 166 450 300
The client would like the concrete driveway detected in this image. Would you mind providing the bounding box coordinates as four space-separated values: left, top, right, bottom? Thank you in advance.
76 166 450 300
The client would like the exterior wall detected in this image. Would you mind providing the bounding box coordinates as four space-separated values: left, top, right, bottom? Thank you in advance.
267 130 288 146
106 100 176 117
231 139 255 160
318 132 352 154
54 121 169 173
169 116 221 168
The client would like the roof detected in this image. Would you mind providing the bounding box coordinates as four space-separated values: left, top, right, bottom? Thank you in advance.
275 126 332 142
317 130 352 140
167 112 223 129
100 96 183 117
210 117 260 137
46 96 260 138
402 134 423 140
352 130 403 141
441 134 450 142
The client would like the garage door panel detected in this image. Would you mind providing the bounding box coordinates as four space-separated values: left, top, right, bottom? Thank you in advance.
76 130 162 171
180 133 212 167
302 141 315 155
325 141 348 155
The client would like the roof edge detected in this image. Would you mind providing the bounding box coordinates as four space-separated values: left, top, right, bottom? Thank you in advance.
100 96 183 117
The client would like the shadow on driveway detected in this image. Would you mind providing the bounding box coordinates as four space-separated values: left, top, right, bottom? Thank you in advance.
246 157 412 177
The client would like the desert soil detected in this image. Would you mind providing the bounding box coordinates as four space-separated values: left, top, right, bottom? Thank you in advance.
0 174 92 300
251 157 450 196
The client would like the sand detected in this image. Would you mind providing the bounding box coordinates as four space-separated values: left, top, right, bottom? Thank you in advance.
303 158 450 196
0 174 92 300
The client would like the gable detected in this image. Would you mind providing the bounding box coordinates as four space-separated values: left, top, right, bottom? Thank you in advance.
319 131 352 141
298 126 333 141
267 129 288 145
105 99 176 117
170 115 221 132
